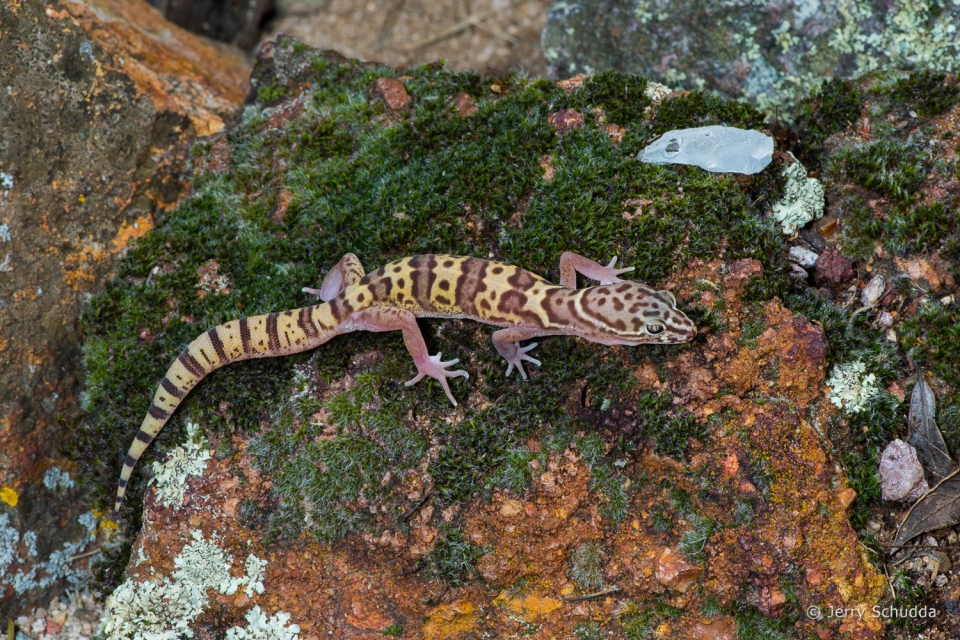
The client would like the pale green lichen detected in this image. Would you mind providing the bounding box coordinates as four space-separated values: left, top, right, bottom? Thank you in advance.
771 153 825 234
827 361 881 413
100 530 274 639
225 606 301 640
150 422 212 509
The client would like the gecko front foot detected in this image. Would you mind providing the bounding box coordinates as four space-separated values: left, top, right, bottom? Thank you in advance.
596 256 635 285
406 352 469 406
503 342 542 380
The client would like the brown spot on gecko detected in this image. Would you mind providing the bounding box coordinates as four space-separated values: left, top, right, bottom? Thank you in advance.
438 280 450 291
207 328 228 363
436 295 451 305
298 306 319 340
507 268 540 291
612 299 624 311
492 266 504 274
239 317 252 356
161 378 186 399
178 351 206 378
266 313 281 352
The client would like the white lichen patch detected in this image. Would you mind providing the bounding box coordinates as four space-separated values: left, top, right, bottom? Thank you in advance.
827 361 881 413
0 222 10 242
771 153 825 234
1 171 13 190
1 510 102 598
101 531 278 640
150 422 212 509
225 607 301 640
43 466 75 490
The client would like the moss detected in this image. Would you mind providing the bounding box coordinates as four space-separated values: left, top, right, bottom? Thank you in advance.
828 137 928 204
677 514 717 564
423 526 487 587
381 623 404 637
888 70 960 119
256 84 288 104
616 598 684 640
569 542 606 592
648 508 673 534
559 70 651 126
651 91 766 133
791 77 863 169
635 392 709 461
573 622 604 640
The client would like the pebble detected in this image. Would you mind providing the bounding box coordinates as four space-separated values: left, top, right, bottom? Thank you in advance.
14 590 103 640
788 245 818 268
879 439 928 502
860 274 886 307
879 311 893 327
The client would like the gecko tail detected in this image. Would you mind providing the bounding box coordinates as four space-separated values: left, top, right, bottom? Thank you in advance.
115 304 340 511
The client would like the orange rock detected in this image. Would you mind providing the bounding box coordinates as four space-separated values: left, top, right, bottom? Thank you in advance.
370 77 411 111
655 547 702 593
687 616 737 640
837 488 857 509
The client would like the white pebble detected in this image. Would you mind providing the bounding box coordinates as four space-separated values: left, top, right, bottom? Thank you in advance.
31 618 46 634
788 245 819 268
879 312 893 328
861 274 886 307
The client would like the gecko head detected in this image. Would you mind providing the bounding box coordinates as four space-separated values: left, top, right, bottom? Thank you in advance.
578 283 696 345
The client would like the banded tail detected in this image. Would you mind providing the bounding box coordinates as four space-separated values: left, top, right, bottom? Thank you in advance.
115 303 340 510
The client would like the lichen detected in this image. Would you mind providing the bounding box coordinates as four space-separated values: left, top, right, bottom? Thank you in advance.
150 422 212 509
225 606 301 640
43 466 76 490
826 361 882 414
770 153 824 234
100 530 275 639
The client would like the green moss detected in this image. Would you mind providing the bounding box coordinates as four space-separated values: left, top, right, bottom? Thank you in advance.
828 137 928 204
617 598 684 640
651 91 766 133
635 391 709 461
888 70 960 118
573 622 604 640
423 526 487 587
677 513 717 563
559 70 651 126
381 623 404 637
791 77 863 169
257 84 288 104
569 541 606 592
648 508 673 534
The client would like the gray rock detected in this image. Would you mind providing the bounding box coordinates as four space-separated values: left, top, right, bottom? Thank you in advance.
788 246 819 269
861 274 887 308
543 0 960 116
879 439 929 502
637 126 773 174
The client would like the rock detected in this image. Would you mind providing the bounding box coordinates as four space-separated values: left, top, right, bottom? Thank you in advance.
638 126 773 174
654 547 702 593
789 246 819 269
0 0 247 614
547 108 585 133
860 275 886 308
687 616 737 640
879 440 929 502
815 249 855 285
370 77 412 111
837 488 857 510
879 312 894 328
542 0 960 114
452 92 477 117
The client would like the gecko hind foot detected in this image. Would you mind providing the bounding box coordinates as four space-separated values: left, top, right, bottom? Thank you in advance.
406 352 469 406
504 342 541 380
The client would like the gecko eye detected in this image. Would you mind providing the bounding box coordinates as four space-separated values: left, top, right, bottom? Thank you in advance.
646 323 665 335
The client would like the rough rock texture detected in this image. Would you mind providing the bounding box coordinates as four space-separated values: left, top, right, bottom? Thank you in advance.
879 439 928 502
0 0 249 615
542 0 960 115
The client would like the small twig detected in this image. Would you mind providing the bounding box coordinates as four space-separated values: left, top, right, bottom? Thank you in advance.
562 586 620 602
70 548 102 562
400 486 435 522
377 0 408 50
406 0 529 51
877 543 960 550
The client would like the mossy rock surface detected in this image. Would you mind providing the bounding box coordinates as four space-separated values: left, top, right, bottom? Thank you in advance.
74 41 960 639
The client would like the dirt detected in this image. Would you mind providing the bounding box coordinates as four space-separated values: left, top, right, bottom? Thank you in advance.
262 0 553 76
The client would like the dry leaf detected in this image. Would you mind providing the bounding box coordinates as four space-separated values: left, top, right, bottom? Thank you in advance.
893 467 960 548
908 371 953 483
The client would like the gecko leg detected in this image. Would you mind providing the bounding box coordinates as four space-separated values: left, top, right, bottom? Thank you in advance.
303 253 366 300
351 307 468 406
492 327 562 379
558 251 634 289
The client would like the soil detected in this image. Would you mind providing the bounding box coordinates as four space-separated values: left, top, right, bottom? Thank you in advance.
262 0 552 76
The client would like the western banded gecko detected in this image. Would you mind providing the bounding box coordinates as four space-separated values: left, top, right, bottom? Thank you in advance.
115 252 695 510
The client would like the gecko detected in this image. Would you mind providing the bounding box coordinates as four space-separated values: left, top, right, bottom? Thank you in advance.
115 252 696 510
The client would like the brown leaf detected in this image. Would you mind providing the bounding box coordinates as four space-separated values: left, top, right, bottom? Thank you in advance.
893 467 960 547
908 372 953 483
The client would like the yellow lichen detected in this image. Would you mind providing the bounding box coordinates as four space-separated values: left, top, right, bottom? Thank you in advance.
0 486 18 507
421 599 477 640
